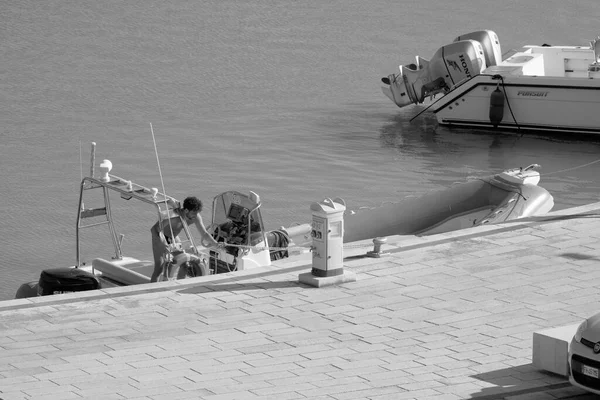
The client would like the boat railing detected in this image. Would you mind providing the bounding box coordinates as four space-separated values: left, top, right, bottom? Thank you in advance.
76 174 199 268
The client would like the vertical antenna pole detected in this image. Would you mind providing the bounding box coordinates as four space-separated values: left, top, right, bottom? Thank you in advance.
90 142 96 179
150 123 177 280
79 140 83 182
150 124 169 207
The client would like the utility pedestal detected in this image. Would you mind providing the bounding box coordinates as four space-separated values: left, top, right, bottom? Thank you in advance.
298 197 356 288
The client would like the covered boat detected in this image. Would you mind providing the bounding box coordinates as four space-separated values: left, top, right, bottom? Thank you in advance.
381 30 600 134
342 164 553 242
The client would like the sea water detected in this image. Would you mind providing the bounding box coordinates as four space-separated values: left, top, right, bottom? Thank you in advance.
2 0 600 300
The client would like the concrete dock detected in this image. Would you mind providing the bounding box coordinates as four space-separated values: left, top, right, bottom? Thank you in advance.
2 203 600 400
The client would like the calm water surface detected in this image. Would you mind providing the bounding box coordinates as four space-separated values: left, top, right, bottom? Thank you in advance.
2 0 600 299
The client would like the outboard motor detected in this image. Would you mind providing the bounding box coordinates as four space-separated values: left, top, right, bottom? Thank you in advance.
454 30 502 67
37 268 101 296
382 30 502 109
382 40 486 108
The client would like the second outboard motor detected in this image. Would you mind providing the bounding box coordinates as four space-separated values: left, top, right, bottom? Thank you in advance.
454 30 502 67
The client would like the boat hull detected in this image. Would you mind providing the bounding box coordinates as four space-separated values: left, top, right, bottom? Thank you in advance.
432 75 600 134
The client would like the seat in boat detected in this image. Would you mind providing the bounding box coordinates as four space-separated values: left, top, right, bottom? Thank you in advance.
92 258 152 285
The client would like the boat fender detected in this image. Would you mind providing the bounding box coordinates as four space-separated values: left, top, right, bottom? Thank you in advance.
169 251 208 279
489 86 504 127
178 259 208 278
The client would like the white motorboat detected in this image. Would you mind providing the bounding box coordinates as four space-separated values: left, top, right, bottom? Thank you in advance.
381 30 600 134
15 143 554 298
16 143 289 298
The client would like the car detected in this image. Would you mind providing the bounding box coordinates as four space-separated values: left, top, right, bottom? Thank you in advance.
569 312 600 394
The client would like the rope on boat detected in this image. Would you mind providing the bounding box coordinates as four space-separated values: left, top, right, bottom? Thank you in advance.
492 75 521 133
542 158 600 176
216 242 377 252
477 158 600 181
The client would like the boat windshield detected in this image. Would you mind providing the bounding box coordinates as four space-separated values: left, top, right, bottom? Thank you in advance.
210 191 265 247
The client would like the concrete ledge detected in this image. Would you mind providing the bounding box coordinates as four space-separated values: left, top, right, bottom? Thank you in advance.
533 323 579 376
298 270 357 287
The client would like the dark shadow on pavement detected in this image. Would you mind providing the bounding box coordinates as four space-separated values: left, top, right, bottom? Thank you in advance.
467 363 571 399
177 280 305 295
173 262 312 296
561 253 600 261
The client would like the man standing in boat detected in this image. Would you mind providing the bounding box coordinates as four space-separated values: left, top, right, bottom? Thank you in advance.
150 196 221 282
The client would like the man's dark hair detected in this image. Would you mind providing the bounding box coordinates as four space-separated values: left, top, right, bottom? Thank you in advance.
183 196 202 213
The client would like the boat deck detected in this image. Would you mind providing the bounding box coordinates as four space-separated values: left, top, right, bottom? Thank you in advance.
488 44 597 78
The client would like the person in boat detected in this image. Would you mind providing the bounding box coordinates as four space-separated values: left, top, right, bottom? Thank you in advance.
150 196 220 282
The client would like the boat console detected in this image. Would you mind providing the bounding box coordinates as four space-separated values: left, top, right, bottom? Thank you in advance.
207 191 271 273
212 203 261 252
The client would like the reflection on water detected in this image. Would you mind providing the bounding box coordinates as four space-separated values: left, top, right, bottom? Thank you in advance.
3 0 600 300
377 111 600 208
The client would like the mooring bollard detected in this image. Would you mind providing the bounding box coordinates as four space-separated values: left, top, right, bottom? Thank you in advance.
366 237 388 258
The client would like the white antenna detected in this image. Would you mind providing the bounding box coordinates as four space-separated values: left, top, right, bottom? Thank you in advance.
79 140 83 182
89 142 96 178
150 123 170 206
149 123 175 249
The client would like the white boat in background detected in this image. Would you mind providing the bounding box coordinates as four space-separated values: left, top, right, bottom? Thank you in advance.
381 30 600 134
15 143 554 298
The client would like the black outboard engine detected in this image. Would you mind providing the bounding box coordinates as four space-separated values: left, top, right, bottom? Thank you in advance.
37 268 101 296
